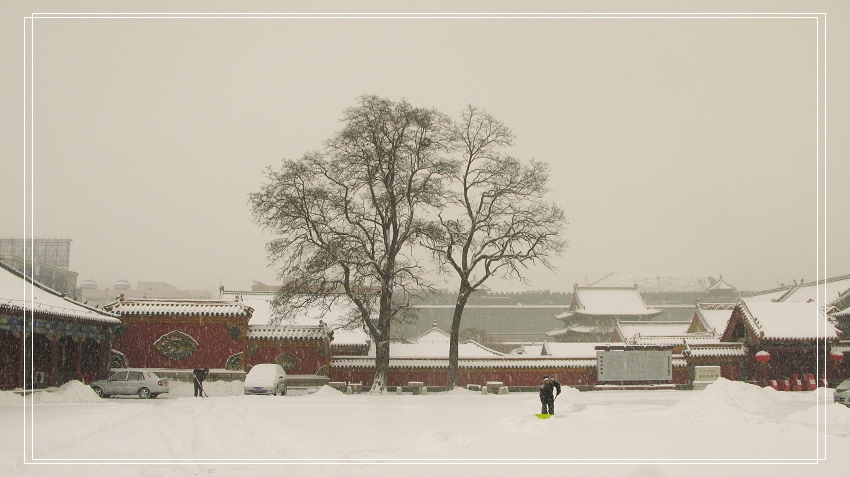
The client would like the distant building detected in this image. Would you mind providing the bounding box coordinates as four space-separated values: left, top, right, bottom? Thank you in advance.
0 238 77 296
79 280 212 308
546 285 662 342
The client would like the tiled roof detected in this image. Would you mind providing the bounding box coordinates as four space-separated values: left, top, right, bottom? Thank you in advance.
110 299 252 318
631 334 720 346
594 275 714 293
775 275 850 307
367 322 504 358
0 260 120 325
567 286 661 317
614 321 691 342
741 286 793 303
247 324 331 341
331 356 598 369
684 343 747 358
741 274 850 309
737 298 839 340
706 276 735 291
694 303 736 334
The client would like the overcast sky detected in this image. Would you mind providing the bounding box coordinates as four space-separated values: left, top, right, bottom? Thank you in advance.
2 2 849 294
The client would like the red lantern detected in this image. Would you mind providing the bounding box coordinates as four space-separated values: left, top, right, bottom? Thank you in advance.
829 352 844 363
755 350 771 364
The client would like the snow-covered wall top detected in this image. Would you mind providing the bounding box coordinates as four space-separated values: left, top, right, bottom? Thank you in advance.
112 299 252 318
615 321 692 342
247 324 331 341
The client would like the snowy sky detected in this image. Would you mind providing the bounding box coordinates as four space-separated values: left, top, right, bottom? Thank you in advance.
2 1 849 294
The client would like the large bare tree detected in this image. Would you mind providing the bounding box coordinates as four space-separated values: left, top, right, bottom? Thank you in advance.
423 105 567 390
250 96 454 392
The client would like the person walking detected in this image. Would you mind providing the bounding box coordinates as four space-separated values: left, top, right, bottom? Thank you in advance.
193 367 209 398
539 374 561 415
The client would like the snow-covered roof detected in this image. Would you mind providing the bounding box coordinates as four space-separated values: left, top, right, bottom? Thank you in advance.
735 298 839 341
774 274 850 307
741 274 850 309
541 342 603 358
563 286 661 317
332 356 596 369
706 276 735 291
740 286 791 303
0 259 120 325
509 344 544 356
684 343 747 358
109 298 252 318
371 322 504 358
630 334 720 347
595 275 715 293
692 302 736 334
247 324 331 341
614 321 691 343
220 290 370 346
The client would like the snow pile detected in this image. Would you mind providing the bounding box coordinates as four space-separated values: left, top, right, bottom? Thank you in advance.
0 390 23 406
672 378 784 421
168 380 245 397
32 380 101 404
785 401 850 436
309 384 346 398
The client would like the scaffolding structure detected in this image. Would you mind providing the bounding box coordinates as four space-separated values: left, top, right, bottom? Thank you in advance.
0 238 72 270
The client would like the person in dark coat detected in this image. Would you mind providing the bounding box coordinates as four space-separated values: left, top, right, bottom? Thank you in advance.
539 375 561 415
193 368 209 397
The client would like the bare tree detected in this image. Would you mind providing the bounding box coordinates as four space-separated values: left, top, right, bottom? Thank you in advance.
423 105 567 390
250 96 454 392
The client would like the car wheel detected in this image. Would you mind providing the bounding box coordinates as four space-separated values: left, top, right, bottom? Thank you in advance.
281 385 286 396
92 386 104 398
273 388 278 396
138 387 151 399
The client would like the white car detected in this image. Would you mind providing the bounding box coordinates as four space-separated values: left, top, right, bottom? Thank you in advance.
244 364 287 396
834 379 850 407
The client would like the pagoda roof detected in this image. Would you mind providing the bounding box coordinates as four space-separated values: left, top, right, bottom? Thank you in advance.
560 285 662 318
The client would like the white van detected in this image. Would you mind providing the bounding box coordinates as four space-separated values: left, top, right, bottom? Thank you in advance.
244 363 287 396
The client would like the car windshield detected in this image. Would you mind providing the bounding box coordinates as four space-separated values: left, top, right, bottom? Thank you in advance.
248 366 279 381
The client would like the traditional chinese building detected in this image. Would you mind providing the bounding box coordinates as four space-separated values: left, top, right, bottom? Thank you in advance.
0 259 119 390
721 297 841 385
546 285 662 342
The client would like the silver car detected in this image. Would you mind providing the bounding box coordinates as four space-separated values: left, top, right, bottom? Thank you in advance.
90 370 169 399
835 379 850 407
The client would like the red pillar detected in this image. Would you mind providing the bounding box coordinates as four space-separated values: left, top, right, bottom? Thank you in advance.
49 335 58 387
96 339 106 380
75 338 83 383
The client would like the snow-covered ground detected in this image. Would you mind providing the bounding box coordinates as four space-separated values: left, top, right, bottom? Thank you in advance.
1 378 848 477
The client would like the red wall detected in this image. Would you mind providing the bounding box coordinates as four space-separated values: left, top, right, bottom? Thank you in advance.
248 340 330 375
112 318 245 370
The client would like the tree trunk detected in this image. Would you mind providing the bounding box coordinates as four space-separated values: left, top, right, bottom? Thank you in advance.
371 285 394 393
371 333 390 393
447 288 470 390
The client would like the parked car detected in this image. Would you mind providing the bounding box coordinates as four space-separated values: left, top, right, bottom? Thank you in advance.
835 379 850 407
90 370 169 399
244 364 287 396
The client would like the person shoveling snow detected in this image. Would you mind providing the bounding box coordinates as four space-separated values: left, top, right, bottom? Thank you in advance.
193 368 209 398
537 374 561 417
